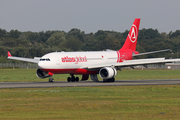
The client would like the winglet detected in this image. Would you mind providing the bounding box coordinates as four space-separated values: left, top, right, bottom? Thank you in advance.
8 51 12 57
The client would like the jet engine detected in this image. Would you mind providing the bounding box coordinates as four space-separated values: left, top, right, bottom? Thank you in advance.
36 69 52 78
99 67 117 79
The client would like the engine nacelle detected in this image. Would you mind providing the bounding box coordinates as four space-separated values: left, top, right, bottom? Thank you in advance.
36 69 52 78
99 67 117 79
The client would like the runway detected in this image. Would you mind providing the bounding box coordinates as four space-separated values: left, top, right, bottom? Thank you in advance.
1 79 180 88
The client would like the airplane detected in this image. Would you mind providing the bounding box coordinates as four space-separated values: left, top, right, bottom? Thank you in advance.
7 18 180 82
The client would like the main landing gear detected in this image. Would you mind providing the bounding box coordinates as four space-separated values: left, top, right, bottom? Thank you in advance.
67 74 79 82
103 78 115 82
49 77 54 82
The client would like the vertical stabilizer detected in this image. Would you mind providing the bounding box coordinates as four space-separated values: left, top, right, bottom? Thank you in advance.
119 18 140 51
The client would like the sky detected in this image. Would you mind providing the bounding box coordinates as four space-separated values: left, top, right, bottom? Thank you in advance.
0 0 180 33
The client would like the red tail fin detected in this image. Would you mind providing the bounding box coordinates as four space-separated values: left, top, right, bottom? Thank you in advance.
119 18 140 51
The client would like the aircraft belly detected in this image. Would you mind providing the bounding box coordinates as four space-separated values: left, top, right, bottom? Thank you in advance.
41 68 98 74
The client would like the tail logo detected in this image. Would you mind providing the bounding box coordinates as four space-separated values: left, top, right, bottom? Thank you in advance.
128 24 138 43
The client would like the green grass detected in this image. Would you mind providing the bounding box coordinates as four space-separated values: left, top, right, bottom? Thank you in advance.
0 69 180 82
0 85 180 120
0 69 180 119
116 69 180 80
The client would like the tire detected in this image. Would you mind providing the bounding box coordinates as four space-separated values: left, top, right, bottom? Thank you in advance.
111 78 115 82
103 79 107 82
67 77 71 82
75 77 79 82
49 78 54 82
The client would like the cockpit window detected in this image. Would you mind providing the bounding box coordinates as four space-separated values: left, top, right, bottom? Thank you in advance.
40 58 50 61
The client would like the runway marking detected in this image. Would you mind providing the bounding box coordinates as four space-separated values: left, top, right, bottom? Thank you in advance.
1 80 180 88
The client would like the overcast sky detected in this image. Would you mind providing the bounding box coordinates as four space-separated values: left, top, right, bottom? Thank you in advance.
0 0 180 33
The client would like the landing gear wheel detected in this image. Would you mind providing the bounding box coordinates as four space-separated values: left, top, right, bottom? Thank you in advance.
49 78 54 82
111 78 115 82
67 74 79 82
103 79 107 82
75 77 79 82
67 77 71 82
103 78 115 82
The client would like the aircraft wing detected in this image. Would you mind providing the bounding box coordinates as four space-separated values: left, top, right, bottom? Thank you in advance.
114 58 180 67
82 49 174 69
82 58 180 69
7 51 39 63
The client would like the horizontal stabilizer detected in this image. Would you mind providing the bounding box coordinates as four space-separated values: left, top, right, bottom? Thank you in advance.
133 49 171 57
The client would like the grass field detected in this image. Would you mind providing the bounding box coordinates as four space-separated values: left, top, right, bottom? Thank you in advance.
0 69 180 119
0 85 180 120
0 69 180 82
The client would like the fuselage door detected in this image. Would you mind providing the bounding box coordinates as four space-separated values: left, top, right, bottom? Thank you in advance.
56 56 61 65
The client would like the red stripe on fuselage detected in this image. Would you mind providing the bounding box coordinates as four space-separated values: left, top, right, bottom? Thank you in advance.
116 51 121 63
41 68 98 75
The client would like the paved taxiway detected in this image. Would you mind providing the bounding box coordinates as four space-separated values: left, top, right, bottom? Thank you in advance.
0 80 180 88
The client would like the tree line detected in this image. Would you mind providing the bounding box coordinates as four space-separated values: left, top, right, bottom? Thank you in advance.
0 28 180 63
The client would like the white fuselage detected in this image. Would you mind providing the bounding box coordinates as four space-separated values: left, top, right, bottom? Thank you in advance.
38 51 119 74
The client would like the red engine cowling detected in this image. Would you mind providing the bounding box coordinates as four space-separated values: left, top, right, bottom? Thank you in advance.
36 69 52 78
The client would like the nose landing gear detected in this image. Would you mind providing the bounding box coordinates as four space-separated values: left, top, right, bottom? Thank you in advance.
49 77 54 82
67 74 79 82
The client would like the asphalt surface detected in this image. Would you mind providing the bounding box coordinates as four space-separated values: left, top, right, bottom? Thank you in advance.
0 80 180 88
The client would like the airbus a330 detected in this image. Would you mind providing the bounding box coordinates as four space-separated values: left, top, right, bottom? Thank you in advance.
8 18 180 82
